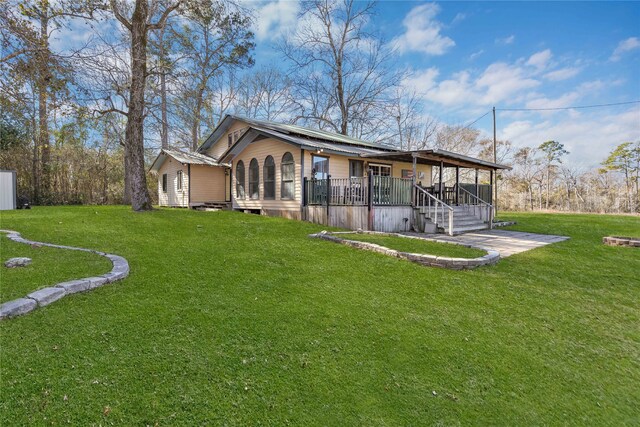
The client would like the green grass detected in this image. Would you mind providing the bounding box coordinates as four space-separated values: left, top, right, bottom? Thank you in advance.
0 206 639 425
0 235 111 303
337 233 486 258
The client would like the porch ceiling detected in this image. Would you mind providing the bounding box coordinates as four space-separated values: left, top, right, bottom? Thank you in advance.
361 149 511 171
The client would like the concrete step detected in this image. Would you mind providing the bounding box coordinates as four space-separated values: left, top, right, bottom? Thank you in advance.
422 213 482 222
443 224 490 234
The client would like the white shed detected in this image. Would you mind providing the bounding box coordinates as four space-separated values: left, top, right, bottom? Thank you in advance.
0 170 17 210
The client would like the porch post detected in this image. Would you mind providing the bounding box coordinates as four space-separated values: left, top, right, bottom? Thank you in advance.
475 169 479 196
412 154 417 184
455 166 459 205
489 169 494 205
411 153 417 207
439 160 443 198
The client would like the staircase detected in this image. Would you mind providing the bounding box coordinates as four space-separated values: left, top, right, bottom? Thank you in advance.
413 185 492 235
416 205 490 235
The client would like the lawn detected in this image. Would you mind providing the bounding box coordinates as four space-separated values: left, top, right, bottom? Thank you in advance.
334 233 486 258
0 235 112 303
0 206 638 425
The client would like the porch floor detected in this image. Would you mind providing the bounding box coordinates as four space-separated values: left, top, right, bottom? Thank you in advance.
403 229 569 257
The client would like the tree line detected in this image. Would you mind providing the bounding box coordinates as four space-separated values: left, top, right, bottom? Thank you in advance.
1 0 638 213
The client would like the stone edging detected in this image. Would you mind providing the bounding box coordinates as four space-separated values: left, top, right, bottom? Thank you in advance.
308 230 500 270
603 236 640 247
0 230 129 320
493 221 517 228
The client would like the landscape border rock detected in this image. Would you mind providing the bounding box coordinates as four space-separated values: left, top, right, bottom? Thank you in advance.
603 236 640 247
309 230 500 270
0 230 130 320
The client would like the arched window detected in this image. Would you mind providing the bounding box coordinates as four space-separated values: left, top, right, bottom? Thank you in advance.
263 156 275 199
236 161 245 199
281 152 295 199
249 158 259 199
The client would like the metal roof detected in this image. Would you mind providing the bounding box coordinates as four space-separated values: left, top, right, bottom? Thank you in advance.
197 114 397 153
361 149 511 170
219 126 392 163
149 149 226 173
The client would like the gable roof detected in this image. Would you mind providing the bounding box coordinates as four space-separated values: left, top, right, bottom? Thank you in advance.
149 149 226 173
197 114 397 154
219 126 395 164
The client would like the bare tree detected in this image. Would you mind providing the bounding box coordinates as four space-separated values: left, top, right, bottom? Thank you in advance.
108 0 180 211
235 66 295 122
172 0 254 150
281 0 401 138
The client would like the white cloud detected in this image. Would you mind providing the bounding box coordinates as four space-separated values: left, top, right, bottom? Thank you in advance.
495 35 515 45
501 108 640 166
525 91 581 110
403 59 541 108
526 49 552 71
469 49 484 61
476 62 540 104
451 12 466 25
544 67 581 81
252 0 300 42
392 3 455 55
401 68 440 94
610 37 640 61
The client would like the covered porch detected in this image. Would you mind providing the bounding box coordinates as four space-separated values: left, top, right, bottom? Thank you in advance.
302 149 510 235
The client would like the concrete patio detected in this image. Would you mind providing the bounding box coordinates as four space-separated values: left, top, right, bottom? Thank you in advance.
407 229 570 257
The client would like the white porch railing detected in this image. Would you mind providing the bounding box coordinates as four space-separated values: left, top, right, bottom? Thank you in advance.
457 186 494 228
415 185 454 236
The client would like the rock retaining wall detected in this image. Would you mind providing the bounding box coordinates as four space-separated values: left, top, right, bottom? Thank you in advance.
309 230 500 270
0 230 130 320
603 236 640 247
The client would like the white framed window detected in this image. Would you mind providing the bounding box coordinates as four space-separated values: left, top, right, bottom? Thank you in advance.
249 158 259 199
281 152 295 199
264 156 275 199
228 127 248 147
369 163 391 176
236 161 245 199
177 170 183 191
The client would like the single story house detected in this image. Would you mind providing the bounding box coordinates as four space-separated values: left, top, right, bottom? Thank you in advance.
150 115 510 234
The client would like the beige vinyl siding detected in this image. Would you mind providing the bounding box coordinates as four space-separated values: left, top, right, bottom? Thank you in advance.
205 120 249 160
232 138 302 213
302 151 431 184
190 165 227 203
157 158 189 207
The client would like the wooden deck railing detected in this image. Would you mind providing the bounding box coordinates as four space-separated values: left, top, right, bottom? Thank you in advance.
372 176 412 206
305 177 368 206
304 176 413 206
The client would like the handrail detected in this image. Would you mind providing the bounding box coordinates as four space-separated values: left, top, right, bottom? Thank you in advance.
414 185 454 235
458 186 494 228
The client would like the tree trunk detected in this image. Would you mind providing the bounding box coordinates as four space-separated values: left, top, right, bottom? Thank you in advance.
38 5 51 203
125 0 152 211
159 25 169 149
191 84 205 151
545 166 550 210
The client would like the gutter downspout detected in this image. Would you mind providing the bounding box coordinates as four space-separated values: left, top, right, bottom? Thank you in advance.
187 164 191 208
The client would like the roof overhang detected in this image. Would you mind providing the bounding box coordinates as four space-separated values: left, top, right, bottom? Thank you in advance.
361 149 511 170
219 126 388 163
149 149 229 173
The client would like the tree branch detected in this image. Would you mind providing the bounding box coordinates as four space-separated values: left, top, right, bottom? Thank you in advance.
148 2 181 30
110 0 132 31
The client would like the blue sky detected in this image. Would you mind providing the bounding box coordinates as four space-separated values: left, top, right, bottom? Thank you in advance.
49 1 640 166
249 1 640 167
